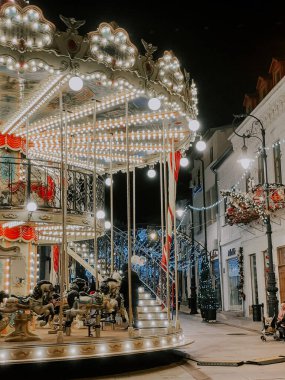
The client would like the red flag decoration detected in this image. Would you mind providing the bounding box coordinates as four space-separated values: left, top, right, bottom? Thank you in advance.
53 245 59 273
161 150 181 268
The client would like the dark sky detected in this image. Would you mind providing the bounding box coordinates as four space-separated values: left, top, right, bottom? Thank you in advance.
32 0 285 224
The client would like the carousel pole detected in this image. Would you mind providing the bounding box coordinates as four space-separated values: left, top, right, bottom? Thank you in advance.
26 119 29 158
110 133 114 274
92 99 100 338
163 120 170 324
159 153 164 299
64 109 69 290
126 100 133 329
92 100 98 290
57 90 66 343
133 167 136 257
172 138 179 328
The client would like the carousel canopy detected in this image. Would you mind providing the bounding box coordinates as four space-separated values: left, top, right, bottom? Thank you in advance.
0 0 198 173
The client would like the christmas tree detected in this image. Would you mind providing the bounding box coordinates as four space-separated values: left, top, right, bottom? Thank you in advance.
198 253 218 316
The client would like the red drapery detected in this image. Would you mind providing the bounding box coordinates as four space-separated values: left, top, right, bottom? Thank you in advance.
53 245 59 273
0 225 37 242
0 133 26 153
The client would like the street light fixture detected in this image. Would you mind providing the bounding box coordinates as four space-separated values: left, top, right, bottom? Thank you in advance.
234 113 278 317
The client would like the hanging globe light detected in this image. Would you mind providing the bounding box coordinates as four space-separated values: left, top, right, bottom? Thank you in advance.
188 119 200 132
96 210 105 219
196 139 206 152
105 177 112 186
26 201 37 212
68 76 83 91
180 157 189 167
148 97 161 111
104 221 111 229
147 168 156 178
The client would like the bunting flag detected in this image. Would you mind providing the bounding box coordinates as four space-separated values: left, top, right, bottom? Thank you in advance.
161 150 181 268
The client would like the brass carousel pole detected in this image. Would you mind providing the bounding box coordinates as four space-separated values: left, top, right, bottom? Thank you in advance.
92 99 100 338
159 153 164 300
64 109 69 290
163 120 170 324
172 138 179 328
126 100 133 329
57 90 66 343
133 167 136 257
92 100 98 290
110 133 114 274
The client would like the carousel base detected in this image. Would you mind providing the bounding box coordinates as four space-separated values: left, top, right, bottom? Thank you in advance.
0 324 191 365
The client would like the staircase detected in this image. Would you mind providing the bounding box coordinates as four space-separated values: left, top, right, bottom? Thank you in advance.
136 286 170 336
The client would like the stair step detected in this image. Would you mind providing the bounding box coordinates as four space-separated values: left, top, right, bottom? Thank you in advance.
137 320 169 328
138 300 161 306
138 327 169 336
137 305 163 312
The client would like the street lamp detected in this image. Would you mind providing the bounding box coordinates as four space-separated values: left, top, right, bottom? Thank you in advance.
233 113 278 317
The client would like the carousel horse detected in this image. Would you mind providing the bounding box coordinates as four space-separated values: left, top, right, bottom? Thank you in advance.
12 280 55 326
0 290 10 333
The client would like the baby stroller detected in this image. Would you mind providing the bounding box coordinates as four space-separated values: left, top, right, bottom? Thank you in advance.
260 303 285 342
260 315 278 341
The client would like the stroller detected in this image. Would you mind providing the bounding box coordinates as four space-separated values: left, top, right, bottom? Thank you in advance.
260 305 285 341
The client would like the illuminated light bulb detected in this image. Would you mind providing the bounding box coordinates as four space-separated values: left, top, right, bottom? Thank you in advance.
176 209 184 218
238 158 251 170
26 201 37 212
68 76 83 91
180 157 189 167
105 177 112 186
188 119 200 132
104 221 111 229
147 168 156 178
196 140 206 152
96 210 105 219
148 97 161 111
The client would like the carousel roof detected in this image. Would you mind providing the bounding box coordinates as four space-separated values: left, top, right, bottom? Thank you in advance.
0 0 198 173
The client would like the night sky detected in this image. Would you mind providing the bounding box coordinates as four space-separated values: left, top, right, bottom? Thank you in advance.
32 0 285 224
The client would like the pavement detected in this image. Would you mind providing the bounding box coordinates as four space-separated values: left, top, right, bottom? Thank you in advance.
89 308 285 380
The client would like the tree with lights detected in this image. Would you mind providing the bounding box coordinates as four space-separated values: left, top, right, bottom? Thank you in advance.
198 253 218 321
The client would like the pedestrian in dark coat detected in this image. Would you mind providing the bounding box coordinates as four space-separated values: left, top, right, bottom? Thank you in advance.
119 263 141 328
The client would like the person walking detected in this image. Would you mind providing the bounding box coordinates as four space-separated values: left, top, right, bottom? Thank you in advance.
119 263 141 328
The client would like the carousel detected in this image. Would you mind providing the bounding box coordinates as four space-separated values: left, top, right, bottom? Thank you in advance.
0 0 199 365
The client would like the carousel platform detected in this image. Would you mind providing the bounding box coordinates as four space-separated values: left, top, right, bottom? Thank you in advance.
0 323 188 365
0 287 190 365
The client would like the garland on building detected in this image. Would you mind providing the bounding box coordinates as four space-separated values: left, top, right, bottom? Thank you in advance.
237 247 245 300
198 254 218 312
221 182 285 226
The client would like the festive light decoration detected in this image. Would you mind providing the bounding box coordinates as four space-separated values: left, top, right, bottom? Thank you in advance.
0 133 27 152
237 247 245 300
158 51 184 93
89 22 137 69
198 253 218 318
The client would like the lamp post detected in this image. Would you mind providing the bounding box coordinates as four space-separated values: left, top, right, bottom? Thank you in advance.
234 113 278 317
189 173 198 314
